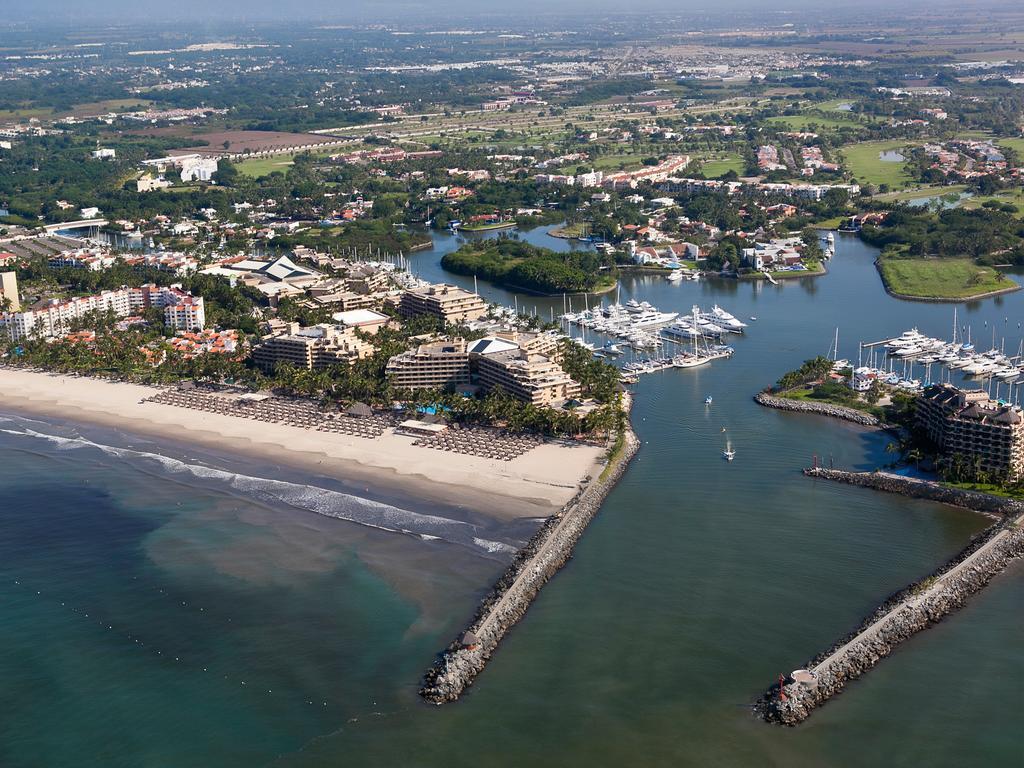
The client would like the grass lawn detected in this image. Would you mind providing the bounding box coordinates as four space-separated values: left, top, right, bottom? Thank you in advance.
841 140 917 188
877 257 1019 299
236 148 338 178
778 385 883 418
959 188 1024 218
237 155 296 177
592 153 644 172
0 99 157 122
943 481 1024 501
995 137 1024 155
874 184 969 203
700 155 745 178
765 113 862 131
67 98 153 116
816 98 858 112
0 106 55 120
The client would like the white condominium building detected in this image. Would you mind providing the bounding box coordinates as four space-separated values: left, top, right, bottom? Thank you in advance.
0 283 205 341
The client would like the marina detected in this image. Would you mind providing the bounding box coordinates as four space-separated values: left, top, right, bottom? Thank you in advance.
560 296 744 380
4 225 1023 767
851 311 1024 400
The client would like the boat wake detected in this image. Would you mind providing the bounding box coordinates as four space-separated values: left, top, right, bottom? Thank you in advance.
0 419 518 557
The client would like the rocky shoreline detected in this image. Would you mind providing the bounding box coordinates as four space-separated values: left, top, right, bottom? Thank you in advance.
753 391 881 427
754 467 1024 726
419 411 640 704
803 467 1022 519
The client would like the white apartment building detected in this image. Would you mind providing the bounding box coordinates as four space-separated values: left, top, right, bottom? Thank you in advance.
180 157 219 183
0 284 205 341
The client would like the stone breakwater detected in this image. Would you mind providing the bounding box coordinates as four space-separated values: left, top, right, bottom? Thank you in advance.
753 391 881 427
802 467 1023 519
420 423 640 704
754 468 1024 726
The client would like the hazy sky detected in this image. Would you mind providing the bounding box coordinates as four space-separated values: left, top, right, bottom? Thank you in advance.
5 0 984 24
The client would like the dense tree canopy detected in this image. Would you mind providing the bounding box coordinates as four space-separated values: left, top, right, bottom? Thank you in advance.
441 239 617 294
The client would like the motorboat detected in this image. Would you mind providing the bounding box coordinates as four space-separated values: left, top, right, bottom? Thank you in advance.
662 323 702 340
722 439 736 461
631 310 679 328
710 305 747 331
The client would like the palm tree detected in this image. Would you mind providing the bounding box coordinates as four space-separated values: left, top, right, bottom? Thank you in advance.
906 447 923 470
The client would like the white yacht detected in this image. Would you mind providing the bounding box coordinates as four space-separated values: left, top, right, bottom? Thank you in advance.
886 329 929 350
632 310 679 328
710 305 747 332
663 323 702 340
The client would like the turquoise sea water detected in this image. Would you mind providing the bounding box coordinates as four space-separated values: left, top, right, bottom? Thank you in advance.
1 231 1022 766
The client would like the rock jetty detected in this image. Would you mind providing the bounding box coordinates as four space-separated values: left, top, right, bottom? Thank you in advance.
803 467 1022 519
755 468 1024 725
753 391 881 427
420 419 640 704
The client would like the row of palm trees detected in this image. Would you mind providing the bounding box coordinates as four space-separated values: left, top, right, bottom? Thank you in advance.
2 324 623 439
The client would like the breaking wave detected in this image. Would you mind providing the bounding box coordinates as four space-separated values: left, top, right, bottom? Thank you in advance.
0 421 514 556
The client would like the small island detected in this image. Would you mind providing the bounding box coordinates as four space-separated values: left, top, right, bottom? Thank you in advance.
860 207 1022 301
440 239 618 295
875 258 1016 301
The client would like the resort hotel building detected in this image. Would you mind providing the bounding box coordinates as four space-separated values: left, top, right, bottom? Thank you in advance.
398 284 487 325
385 337 472 391
251 323 372 372
0 271 20 312
385 330 580 407
1 283 205 341
469 337 581 407
917 384 1024 480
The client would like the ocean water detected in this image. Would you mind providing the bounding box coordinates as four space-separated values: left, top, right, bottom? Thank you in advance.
1 231 1022 766
0 417 504 767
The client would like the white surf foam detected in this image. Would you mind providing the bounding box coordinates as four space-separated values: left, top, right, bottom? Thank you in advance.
0 423 514 556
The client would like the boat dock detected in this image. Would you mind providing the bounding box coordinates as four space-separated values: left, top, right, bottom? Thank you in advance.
853 325 1024 396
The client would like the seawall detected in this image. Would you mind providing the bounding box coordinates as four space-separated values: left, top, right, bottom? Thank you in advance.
754 468 1024 725
754 391 881 427
802 467 1023 519
420 409 640 704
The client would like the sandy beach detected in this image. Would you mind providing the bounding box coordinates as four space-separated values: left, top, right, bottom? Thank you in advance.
0 368 604 521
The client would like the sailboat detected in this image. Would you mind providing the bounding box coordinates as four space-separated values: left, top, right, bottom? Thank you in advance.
722 438 736 461
829 327 850 370
672 306 735 368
